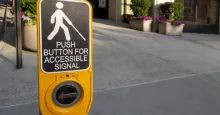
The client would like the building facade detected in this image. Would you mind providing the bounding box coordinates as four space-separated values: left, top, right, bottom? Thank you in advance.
176 0 220 34
89 0 220 34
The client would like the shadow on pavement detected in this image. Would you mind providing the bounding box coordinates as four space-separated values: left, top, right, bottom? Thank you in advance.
0 54 15 66
2 26 16 47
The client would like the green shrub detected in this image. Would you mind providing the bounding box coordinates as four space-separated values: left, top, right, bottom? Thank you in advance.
172 2 184 21
20 0 37 26
159 2 184 21
130 0 151 16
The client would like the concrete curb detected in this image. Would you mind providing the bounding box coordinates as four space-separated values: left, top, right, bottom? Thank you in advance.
0 40 4 51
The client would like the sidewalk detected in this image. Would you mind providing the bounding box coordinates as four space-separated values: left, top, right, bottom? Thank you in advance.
0 19 220 115
94 19 220 46
181 33 220 50
0 27 38 107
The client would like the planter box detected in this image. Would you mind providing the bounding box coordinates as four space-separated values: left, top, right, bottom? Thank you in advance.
159 23 185 35
22 24 37 52
129 20 152 32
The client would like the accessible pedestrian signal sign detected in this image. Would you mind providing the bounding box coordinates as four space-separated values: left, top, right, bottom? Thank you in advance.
40 0 90 73
37 0 93 115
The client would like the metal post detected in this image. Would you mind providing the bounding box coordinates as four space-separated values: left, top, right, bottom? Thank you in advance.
152 0 157 32
13 0 15 7
193 0 198 23
123 0 127 23
2 3 8 36
218 1 220 35
15 0 23 69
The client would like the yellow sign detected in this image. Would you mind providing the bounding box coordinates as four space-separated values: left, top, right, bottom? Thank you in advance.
37 0 93 114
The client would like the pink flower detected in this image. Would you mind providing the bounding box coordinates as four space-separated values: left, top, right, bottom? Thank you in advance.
142 16 152 21
20 12 23 16
172 21 184 26
156 17 169 23
130 16 152 21
22 15 30 21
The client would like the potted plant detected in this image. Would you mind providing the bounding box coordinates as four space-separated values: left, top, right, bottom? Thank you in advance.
157 17 184 35
158 2 184 35
129 0 152 32
20 0 37 51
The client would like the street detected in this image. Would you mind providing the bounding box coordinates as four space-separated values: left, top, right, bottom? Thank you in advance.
0 19 220 115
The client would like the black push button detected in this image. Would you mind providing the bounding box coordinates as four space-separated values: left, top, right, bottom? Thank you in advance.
52 81 82 108
56 85 79 105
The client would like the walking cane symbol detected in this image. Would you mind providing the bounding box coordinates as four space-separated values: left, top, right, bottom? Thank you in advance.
47 2 86 41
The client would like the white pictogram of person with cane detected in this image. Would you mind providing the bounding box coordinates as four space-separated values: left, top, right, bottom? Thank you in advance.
47 2 86 41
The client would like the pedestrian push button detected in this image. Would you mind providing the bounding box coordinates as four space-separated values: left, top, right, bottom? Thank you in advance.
52 81 82 108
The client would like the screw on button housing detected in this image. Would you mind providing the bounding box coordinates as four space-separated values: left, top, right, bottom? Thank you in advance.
52 81 82 108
